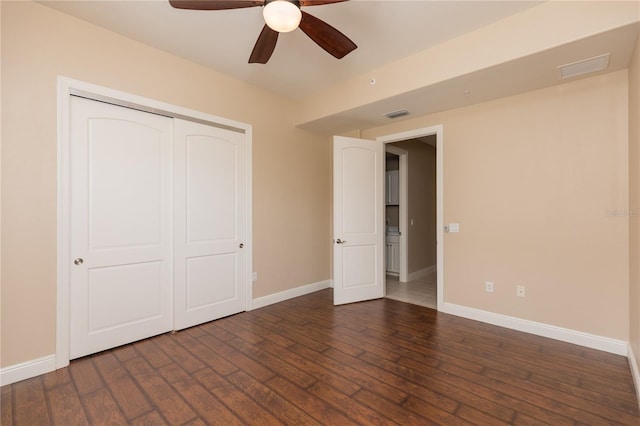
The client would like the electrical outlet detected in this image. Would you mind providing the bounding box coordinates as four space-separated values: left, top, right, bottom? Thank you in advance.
252 272 258 282
485 281 494 293
516 285 525 297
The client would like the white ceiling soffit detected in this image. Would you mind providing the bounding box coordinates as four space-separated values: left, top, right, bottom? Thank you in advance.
38 0 542 100
299 23 640 135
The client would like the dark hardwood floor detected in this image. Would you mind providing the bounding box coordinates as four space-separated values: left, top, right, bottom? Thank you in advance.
2 289 639 425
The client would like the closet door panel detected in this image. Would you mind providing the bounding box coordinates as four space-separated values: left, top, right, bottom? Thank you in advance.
174 119 247 330
186 136 237 242
69 96 173 359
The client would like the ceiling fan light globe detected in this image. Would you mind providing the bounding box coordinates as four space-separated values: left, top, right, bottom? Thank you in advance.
263 0 301 33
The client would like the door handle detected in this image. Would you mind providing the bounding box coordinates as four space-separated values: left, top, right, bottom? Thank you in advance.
74 258 84 265
336 239 347 244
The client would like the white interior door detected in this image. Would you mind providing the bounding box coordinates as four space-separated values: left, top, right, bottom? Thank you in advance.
173 119 247 330
69 96 173 359
333 136 384 305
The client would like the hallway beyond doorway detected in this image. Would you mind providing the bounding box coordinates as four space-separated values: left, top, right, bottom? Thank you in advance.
386 271 436 309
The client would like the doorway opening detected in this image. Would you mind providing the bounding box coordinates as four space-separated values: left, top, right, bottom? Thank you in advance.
378 126 443 311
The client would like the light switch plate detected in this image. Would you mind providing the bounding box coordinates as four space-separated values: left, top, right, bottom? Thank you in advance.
449 223 460 233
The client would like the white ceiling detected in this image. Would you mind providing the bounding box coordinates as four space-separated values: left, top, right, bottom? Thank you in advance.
40 0 542 100
39 1 639 134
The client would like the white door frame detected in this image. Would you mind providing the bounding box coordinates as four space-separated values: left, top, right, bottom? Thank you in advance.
377 125 443 311
56 76 253 368
384 145 408 283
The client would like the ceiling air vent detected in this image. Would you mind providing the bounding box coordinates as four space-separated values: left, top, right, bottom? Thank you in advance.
558 53 610 79
385 109 409 119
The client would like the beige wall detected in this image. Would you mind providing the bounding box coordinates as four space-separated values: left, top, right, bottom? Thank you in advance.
391 139 437 273
0 1 330 367
364 71 630 340
629 34 640 376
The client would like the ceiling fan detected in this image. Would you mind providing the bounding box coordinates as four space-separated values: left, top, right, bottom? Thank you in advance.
169 0 357 64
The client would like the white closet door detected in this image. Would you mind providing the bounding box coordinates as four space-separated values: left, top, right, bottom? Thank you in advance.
69 96 173 359
173 119 247 330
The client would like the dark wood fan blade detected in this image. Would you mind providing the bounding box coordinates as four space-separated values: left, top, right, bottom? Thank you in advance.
300 0 348 6
299 11 356 59
249 25 279 64
169 0 263 10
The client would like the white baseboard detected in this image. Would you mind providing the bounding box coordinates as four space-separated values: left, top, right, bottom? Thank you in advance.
1 354 56 386
406 264 436 282
629 344 640 408
251 279 331 310
443 302 628 355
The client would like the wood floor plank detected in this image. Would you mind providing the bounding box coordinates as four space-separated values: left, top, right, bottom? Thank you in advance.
157 362 192 385
46 382 89 426
41 368 72 391
2 289 639 425
133 338 173 370
92 352 153 420
478 364 640 424
193 368 284 425
391 310 637 397
12 378 51 426
529 371 640 414
227 370 321 425
69 357 104 396
266 375 358 425
153 333 207 374
428 318 637 392
401 395 472 426
356 349 517 423
259 322 331 353
208 317 265 345
232 315 296 348
353 388 432 426
394 353 574 425
331 325 403 362
81 388 128 425
183 418 207 426
172 330 238 376
124 357 197 425
172 377 245 425
287 342 401 400
111 344 139 363
242 309 284 325
256 339 362 396
129 410 166 426
434 356 621 424
454 403 514 426
197 334 276 383
225 336 317 389
0 384 13 426
277 320 365 357
307 381 398 426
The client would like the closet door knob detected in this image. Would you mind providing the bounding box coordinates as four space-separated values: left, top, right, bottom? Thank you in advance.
239 243 244 248
74 258 84 265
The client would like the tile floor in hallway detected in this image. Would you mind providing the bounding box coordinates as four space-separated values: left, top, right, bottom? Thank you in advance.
385 271 437 309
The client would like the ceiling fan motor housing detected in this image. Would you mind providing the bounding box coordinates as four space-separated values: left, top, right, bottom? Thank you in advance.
263 0 302 33
264 0 301 7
